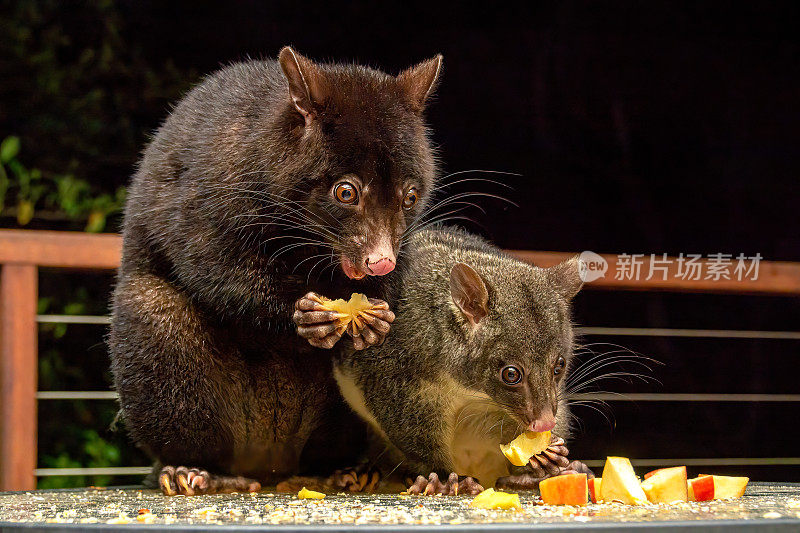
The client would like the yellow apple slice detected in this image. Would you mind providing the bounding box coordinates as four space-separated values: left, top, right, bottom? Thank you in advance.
640 466 688 503
297 487 325 499
469 488 522 510
599 456 648 505
499 431 552 466
314 293 376 335
708 475 749 499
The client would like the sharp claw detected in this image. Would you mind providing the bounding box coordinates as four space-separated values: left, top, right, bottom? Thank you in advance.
159 474 177 496
176 475 192 495
365 471 380 492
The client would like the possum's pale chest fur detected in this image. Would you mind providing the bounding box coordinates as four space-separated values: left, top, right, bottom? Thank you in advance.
437 376 516 488
333 366 389 443
334 367 515 487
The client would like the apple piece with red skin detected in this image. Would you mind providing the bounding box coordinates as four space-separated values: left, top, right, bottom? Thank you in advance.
688 475 715 502
588 477 602 503
539 474 588 506
644 468 666 480
698 475 749 499
640 466 688 503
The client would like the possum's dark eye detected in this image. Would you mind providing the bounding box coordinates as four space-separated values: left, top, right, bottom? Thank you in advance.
403 188 419 210
501 365 523 385
334 182 359 205
553 357 566 376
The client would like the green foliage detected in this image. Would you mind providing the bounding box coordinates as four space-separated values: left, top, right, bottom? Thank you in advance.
0 136 20 163
0 136 126 231
38 430 121 489
0 2 194 192
1 0 197 488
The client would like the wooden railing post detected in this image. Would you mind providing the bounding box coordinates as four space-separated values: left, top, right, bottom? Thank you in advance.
0 264 38 491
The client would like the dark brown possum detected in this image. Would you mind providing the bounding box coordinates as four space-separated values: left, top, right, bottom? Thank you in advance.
333 227 592 493
108 47 442 493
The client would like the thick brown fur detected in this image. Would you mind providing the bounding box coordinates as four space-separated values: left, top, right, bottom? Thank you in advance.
109 48 442 488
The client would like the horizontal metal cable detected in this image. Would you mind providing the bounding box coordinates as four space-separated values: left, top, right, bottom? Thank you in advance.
37 314 111 325
35 315 800 340
37 391 800 402
34 467 151 477
567 393 800 402
577 326 800 339
35 459 800 476
36 315 800 341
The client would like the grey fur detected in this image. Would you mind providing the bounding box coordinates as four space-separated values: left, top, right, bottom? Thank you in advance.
334 227 582 486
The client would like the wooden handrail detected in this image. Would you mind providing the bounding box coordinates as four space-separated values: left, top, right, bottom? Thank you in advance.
0 230 121 270
508 251 800 296
0 229 799 491
1 229 798 295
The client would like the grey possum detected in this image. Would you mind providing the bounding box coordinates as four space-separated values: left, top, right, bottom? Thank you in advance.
109 47 443 494
333 227 593 494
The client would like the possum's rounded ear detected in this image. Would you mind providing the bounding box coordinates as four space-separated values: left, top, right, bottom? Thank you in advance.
397 54 443 112
546 256 584 300
450 262 489 327
278 46 326 125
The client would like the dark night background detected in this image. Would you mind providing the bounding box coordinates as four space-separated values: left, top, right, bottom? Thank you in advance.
1 1 798 486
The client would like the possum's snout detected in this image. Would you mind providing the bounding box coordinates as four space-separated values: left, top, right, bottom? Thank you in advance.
528 414 557 432
340 254 396 279
340 234 397 279
366 257 395 276
526 406 557 432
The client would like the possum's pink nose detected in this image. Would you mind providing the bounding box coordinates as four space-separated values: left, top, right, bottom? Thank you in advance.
528 413 556 432
365 257 395 276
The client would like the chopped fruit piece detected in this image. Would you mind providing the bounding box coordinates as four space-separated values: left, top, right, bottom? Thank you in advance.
644 468 666 480
588 477 602 503
315 293 376 336
641 466 688 503
469 488 522 510
499 431 552 466
539 474 588 506
137 513 156 523
297 487 325 499
708 475 749 499
688 475 715 501
599 457 648 505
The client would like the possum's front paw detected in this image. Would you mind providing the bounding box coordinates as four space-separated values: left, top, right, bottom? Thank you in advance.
293 292 345 349
275 468 380 494
332 466 381 492
349 297 394 351
158 466 261 496
496 461 595 490
528 435 571 477
495 435 594 490
407 472 484 496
